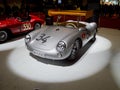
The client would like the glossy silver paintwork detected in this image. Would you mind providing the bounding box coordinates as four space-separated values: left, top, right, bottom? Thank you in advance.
25 20 97 60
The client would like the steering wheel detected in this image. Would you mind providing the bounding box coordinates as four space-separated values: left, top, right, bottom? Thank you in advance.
65 23 77 28
16 17 22 21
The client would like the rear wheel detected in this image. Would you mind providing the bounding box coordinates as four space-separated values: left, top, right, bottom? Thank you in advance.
68 39 81 60
91 29 97 41
34 23 41 30
0 30 9 43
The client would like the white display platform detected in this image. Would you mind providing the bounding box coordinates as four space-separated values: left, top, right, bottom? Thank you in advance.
110 50 120 88
0 38 24 51
7 35 112 83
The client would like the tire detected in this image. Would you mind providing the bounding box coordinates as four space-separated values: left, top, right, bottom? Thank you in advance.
92 34 96 41
0 30 9 43
34 23 41 30
91 29 97 41
68 39 81 60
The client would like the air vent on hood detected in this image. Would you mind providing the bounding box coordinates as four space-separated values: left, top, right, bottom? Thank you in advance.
56 28 60 31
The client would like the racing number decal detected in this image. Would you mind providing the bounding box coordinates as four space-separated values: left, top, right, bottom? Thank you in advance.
23 23 31 30
82 33 86 38
36 33 51 43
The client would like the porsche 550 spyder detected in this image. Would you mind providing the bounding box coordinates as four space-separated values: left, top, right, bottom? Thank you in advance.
25 10 97 60
0 15 44 43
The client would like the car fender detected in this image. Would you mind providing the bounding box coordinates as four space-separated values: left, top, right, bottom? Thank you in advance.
62 30 82 49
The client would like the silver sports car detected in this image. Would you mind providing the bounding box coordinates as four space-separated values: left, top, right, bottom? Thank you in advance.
25 20 97 60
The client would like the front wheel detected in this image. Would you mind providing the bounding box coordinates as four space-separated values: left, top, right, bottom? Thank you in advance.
34 23 41 30
68 40 81 60
0 30 9 43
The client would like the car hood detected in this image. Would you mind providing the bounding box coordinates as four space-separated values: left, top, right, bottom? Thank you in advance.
0 20 7 28
0 18 15 28
31 26 76 50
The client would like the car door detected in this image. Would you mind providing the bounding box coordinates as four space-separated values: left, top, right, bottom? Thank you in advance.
81 29 89 46
20 18 33 32
21 21 33 32
7 17 22 34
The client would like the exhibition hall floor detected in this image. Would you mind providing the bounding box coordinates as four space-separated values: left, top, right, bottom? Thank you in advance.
0 27 120 90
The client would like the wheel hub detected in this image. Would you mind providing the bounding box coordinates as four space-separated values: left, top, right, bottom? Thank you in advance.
0 31 7 41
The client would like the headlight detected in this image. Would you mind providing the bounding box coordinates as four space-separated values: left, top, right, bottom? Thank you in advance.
57 41 66 52
25 35 31 43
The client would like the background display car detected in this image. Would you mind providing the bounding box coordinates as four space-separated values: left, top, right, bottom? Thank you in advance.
0 15 44 43
25 10 97 61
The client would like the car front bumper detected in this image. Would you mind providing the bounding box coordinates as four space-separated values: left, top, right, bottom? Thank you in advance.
26 44 72 60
